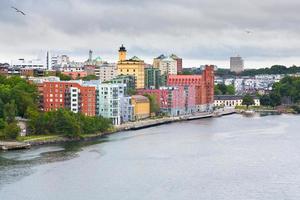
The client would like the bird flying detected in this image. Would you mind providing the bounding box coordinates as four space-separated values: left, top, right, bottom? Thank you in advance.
11 6 26 16
245 30 252 34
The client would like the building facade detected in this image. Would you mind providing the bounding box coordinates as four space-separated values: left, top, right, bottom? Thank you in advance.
117 45 145 89
214 95 260 107
167 65 214 112
96 63 117 82
41 81 96 116
170 54 183 74
144 67 161 89
230 56 244 73
131 95 150 120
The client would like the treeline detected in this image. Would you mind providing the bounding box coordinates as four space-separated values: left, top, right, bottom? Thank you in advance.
260 76 300 109
214 84 235 95
215 65 300 77
240 65 300 76
27 108 112 138
0 75 112 140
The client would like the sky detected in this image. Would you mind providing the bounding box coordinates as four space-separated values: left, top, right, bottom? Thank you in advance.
1 0 300 68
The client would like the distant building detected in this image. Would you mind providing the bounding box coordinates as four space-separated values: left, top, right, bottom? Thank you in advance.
95 83 127 125
110 75 136 94
144 67 161 89
230 56 244 73
138 85 196 116
62 71 88 79
170 54 183 73
159 56 177 75
120 96 134 123
167 65 215 112
214 95 260 107
131 95 150 120
117 45 145 89
11 58 45 69
153 54 182 74
41 81 96 116
96 63 117 82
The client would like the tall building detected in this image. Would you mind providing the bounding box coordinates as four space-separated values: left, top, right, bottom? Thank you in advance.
144 67 161 89
110 75 136 94
167 65 215 112
230 56 244 73
153 54 182 75
159 56 177 75
96 63 117 82
41 81 96 116
153 54 166 68
117 45 145 89
170 54 183 73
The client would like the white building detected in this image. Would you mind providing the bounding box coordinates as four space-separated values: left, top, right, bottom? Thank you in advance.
230 56 244 73
96 63 117 82
84 81 132 125
159 56 177 75
214 95 260 107
11 58 45 69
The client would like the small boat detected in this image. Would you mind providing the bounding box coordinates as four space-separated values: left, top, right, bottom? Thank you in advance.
242 110 255 116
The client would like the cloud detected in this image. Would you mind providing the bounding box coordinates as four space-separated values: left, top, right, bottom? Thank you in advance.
1 0 300 67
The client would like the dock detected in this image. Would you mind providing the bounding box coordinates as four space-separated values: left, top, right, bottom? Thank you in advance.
0 141 31 151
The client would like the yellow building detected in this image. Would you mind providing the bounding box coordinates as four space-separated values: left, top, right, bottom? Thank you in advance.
117 45 145 89
131 95 150 120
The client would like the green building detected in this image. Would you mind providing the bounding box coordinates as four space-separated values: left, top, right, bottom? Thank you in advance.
110 75 135 94
144 67 162 89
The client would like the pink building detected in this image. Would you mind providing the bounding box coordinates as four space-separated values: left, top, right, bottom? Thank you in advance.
137 85 196 116
167 65 214 112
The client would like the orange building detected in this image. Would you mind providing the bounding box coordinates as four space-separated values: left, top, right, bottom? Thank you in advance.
41 81 96 116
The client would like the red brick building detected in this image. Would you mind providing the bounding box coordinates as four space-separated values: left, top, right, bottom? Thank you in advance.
167 65 214 111
40 81 96 116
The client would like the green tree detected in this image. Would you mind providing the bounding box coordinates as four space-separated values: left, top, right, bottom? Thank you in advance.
242 95 255 109
269 93 281 107
4 101 17 123
82 75 98 81
144 94 160 114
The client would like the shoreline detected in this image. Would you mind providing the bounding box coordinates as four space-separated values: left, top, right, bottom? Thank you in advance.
0 109 236 150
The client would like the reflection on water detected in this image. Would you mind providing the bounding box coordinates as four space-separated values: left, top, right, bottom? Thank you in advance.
1 114 300 200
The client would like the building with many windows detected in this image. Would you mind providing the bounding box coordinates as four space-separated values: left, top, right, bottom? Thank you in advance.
214 95 260 107
96 63 117 82
117 45 145 89
230 56 244 73
144 67 161 89
41 81 96 116
167 65 214 112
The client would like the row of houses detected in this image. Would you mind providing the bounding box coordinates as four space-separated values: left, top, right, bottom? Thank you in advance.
35 78 150 125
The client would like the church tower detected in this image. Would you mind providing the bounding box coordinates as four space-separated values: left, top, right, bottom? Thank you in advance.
119 44 127 61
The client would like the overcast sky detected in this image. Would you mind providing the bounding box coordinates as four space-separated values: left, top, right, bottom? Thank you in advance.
1 0 300 68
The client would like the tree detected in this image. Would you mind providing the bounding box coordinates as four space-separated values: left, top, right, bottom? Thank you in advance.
144 94 160 114
4 101 17 123
82 75 98 81
260 95 271 106
242 95 255 109
269 93 281 107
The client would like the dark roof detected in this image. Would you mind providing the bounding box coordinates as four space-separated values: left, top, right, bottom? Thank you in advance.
214 95 258 100
156 54 166 59
119 44 126 52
